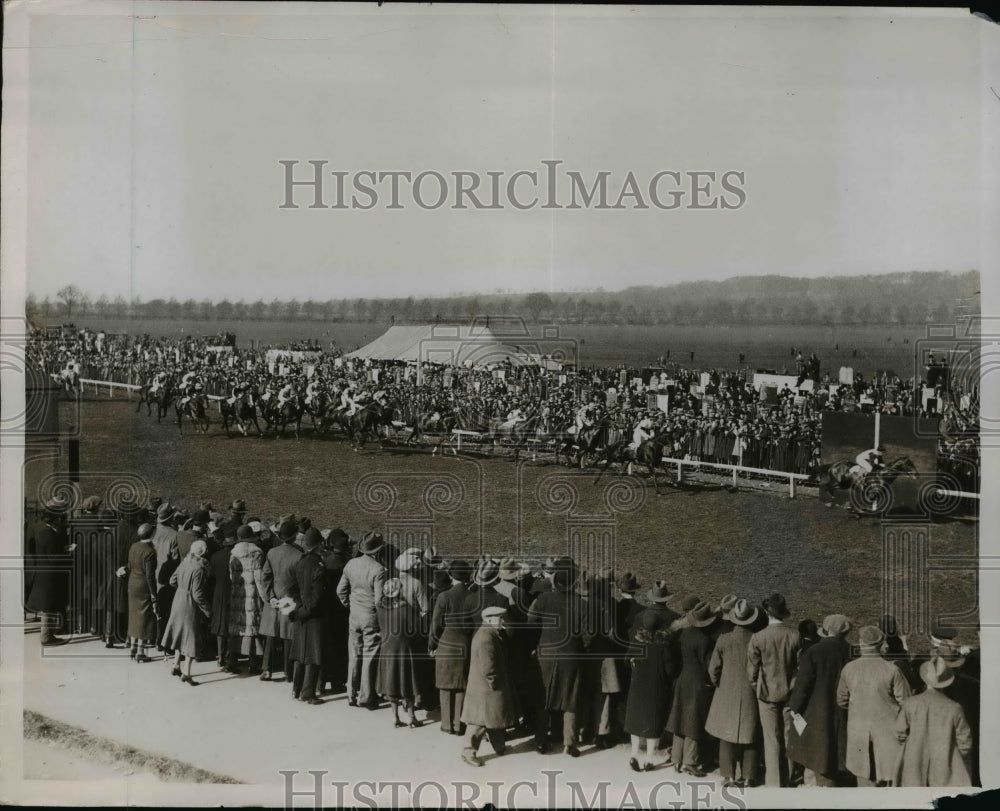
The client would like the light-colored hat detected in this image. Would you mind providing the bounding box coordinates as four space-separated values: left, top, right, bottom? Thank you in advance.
920 657 955 689
819 614 852 638
395 550 420 573
856 625 885 648
730 598 758 626
482 606 507 620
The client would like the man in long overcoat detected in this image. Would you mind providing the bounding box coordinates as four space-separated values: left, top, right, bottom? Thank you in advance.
288 528 328 704
527 566 590 756
460 606 518 767
787 614 853 786
894 658 973 787
430 559 480 734
25 498 73 645
836 625 911 786
259 520 303 681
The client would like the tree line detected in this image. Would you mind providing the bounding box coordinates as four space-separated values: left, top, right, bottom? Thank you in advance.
30 270 978 327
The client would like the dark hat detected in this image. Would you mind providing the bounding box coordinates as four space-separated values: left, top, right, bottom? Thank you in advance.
432 566 453 592
935 641 967 669
475 559 501 587
278 520 298 542
192 509 211 526
641 611 662 632
920 657 954 689
278 512 296 526
688 600 719 628
302 527 324 549
360 531 384 555
231 499 246 512
327 528 351 551
645 580 671 604
878 615 900 638
448 559 473 583
156 502 175 521
730 598 758 626
298 517 312 532
677 596 699 613
617 572 641 594
763 592 790 619
552 568 576 592
236 524 257 541
137 523 155 540
930 623 958 643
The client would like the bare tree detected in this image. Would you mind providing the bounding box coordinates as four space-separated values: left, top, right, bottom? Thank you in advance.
56 284 83 317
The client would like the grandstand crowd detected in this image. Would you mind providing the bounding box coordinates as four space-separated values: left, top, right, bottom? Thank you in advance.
26 325 979 480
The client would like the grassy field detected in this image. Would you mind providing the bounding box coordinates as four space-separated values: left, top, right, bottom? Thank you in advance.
51 397 978 645
45 317 932 376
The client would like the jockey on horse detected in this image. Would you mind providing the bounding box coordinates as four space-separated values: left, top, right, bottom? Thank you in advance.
850 445 885 478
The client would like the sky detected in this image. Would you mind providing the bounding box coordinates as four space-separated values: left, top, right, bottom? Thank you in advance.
10 3 987 302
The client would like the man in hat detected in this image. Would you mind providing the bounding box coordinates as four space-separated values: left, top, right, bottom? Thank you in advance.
336 531 387 709
430 559 480 735
150 503 180 651
259 520 304 682
894 658 973 787
747 592 801 787
836 625 911 786
287 528 329 705
937 641 980 786
787 614 853 786
177 509 211 560
219 499 247 541
460 606 518 767
25 497 74 646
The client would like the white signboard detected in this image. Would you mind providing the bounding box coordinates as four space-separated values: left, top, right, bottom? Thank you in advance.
752 373 814 393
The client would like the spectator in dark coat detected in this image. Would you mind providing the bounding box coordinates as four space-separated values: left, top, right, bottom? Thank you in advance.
208 532 237 668
787 614 853 786
150 503 179 653
625 611 678 772
161 540 212 685
581 570 626 749
100 502 141 647
319 529 351 694
287 528 328 704
430 559 479 735
706 598 762 787
376 578 426 728
125 523 158 661
25 498 73 646
666 600 719 776
259 520 302 682
528 567 590 757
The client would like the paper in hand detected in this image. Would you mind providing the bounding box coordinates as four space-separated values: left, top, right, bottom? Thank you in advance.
792 713 807 735
277 596 297 616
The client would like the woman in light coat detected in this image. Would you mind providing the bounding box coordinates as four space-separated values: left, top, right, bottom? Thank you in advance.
161 540 212 685
228 528 266 674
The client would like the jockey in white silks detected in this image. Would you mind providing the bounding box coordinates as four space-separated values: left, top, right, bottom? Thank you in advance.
150 370 168 394
852 446 885 476
277 379 296 409
500 405 525 432
339 383 358 414
371 387 388 408
574 402 598 435
304 378 321 407
629 413 655 451
179 370 201 405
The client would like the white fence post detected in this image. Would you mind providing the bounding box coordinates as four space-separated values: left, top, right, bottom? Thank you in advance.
789 475 796 499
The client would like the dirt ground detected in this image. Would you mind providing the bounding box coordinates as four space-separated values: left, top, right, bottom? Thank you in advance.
45 397 979 639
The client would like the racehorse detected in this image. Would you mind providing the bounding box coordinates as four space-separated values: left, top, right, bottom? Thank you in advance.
267 396 304 439
406 408 457 451
592 430 673 493
137 378 175 422
55 365 82 399
303 390 333 434
488 410 541 455
345 401 395 451
816 455 918 515
552 419 607 468
219 392 264 437
176 393 211 434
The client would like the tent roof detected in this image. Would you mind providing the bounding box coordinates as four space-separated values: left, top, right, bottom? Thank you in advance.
347 325 543 367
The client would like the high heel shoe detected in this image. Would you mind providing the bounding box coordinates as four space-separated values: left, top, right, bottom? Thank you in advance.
409 719 424 729
394 720 406 728
181 675 198 686
135 653 151 663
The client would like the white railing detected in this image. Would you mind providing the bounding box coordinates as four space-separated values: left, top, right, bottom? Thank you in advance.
79 379 225 401
661 456 811 498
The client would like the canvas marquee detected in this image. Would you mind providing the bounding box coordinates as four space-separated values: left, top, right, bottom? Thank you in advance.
347 325 560 368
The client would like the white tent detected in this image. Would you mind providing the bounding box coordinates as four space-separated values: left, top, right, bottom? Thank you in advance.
347 324 551 368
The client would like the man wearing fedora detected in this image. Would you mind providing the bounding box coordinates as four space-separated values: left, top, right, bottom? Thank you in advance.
259 519 304 682
836 625 911 786
25 497 74 646
430 559 480 735
640 581 681 633
150 503 180 651
460 606 518 767
747 592 801 787
936 641 980 786
176 509 210 560
287 528 329 705
336 531 387 709
706 598 761 788
528 565 589 756
787 614 853 787
894 658 973 787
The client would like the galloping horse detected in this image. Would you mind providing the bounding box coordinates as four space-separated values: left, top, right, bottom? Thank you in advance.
345 401 395 450
816 455 918 514
55 364 82 399
219 392 264 437
592 429 673 493
488 410 541 455
552 419 607 468
176 393 211 434
303 390 333 434
406 408 457 450
137 378 175 422
267 395 304 439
